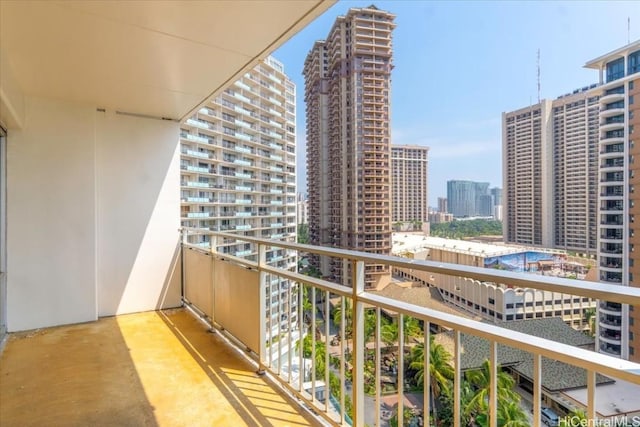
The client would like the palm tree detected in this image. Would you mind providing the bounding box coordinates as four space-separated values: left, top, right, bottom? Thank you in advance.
403 315 423 343
381 321 399 348
584 308 596 337
463 359 521 421
332 297 353 338
496 400 529 427
295 334 327 380
409 335 454 425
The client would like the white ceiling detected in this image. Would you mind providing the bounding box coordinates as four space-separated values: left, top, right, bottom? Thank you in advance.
0 0 334 121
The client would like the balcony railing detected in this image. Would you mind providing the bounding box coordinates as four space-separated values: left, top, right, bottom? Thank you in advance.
180 229 640 427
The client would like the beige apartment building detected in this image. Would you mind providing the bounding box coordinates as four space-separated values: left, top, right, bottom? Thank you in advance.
180 57 298 335
391 145 429 224
552 89 600 254
504 40 640 361
503 100 554 248
304 5 395 288
586 40 640 361
503 89 600 255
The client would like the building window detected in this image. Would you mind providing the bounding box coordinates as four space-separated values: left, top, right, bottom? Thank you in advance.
606 57 625 82
629 50 640 75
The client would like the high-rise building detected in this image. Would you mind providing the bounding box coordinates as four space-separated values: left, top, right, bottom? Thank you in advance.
586 40 640 361
503 40 640 361
502 101 554 247
304 5 395 288
552 91 600 254
490 187 503 221
391 145 429 223
180 56 298 335
297 193 308 225
503 90 600 253
437 197 448 214
446 180 490 218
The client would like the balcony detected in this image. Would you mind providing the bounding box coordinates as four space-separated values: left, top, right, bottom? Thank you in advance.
171 230 640 427
0 0 338 424
0 309 316 426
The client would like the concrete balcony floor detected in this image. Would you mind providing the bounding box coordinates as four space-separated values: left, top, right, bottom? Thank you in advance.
0 309 319 427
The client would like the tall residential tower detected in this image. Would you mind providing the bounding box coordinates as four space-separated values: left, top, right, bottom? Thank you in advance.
180 57 298 335
305 5 395 288
586 40 640 361
391 145 429 224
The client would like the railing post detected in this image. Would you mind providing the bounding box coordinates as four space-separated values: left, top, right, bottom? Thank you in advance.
257 242 267 375
587 369 596 420
352 259 365 427
489 341 497 427
454 330 461 427
533 353 541 427
180 228 186 302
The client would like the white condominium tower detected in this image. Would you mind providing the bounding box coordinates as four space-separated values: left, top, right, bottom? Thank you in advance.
304 5 395 289
503 88 600 254
180 56 298 335
503 100 554 248
586 40 640 361
391 145 429 224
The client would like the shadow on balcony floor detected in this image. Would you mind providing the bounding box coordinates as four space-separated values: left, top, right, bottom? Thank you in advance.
0 308 320 427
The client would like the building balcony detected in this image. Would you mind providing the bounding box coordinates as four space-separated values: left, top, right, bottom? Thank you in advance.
0 309 316 426
167 229 640 426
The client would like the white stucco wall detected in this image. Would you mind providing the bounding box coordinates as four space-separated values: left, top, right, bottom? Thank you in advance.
96 110 181 316
5 96 181 331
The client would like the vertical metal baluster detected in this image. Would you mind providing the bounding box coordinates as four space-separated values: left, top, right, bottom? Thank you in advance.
298 283 304 393
533 353 541 427
325 289 330 414
340 295 345 425
258 243 267 375
398 313 404 427
311 286 317 402
287 278 292 384
489 340 497 427
352 260 365 426
587 369 596 420
375 307 381 426
424 322 430 427
454 330 461 427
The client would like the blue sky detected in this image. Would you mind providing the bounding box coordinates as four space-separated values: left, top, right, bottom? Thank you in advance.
274 1 639 206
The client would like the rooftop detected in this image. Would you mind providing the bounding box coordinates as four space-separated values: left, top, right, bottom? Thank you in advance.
392 233 523 257
435 318 612 392
584 38 640 69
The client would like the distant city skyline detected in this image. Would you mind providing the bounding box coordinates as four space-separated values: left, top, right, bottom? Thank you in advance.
274 1 638 205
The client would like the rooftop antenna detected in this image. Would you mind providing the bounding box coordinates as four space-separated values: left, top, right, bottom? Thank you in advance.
628 17 631 44
537 48 541 104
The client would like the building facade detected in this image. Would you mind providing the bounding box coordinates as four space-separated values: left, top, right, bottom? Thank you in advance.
503 101 554 247
296 193 308 225
446 180 491 218
180 56 298 335
504 40 640 361
391 144 429 223
586 41 640 361
438 197 448 214
304 5 395 288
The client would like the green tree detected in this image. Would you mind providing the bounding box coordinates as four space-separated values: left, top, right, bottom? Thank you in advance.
584 308 596 337
297 223 309 244
333 298 353 339
430 219 502 239
389 407 414 427
295 334 326 379
464 359 521 420
409 335 454 425
496 400 529 427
